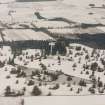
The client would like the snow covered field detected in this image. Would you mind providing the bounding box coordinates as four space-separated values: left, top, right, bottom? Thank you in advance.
8 43 105 96
0 0 105 24
33 20 70 28
0 43 105 96
0 1 105 104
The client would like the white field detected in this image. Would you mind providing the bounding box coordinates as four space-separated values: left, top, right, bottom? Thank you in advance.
0 0 105 24
48 28 74 34
33 20 70 28
0 0 105 98
0 44 105 96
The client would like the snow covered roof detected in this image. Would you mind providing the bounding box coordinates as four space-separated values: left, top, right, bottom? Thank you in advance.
74 27 104 35
2 29 54 41
48 27 105 35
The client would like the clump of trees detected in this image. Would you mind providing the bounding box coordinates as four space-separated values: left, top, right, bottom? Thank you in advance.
44 71 59 81
4 85 25 97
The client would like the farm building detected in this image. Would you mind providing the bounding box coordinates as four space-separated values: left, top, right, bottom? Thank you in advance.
0 29 57 55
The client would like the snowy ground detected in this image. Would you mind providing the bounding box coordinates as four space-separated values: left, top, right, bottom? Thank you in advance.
0 0 105 98
0 0 105 24
9 43 105 95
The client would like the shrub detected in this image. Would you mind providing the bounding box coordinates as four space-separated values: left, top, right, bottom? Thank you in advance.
4 86 11 96
31 86 42 96
70 87 73 91
97 67 104 72
6 75 11 79
67 76 72 81
76 88 80 94
80 71 83 74
27 80 34 86
98 81 103 88
40 63 47 70
85 55 89 60
50 84 60 90
53 84 60 90
67 83 71 87
47 92 52 96
88 87 95 94
91 62 98 71
16 80 19 84
0 61 5 68
72 63 77 68
89 4 95 7
86 71 89 75
79 80 87 87
39 82 42 86
50 73 58 81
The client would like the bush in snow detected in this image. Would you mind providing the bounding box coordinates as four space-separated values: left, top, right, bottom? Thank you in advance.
47 92 52 96
91 62 98 71
49 84 60 90
97 67 104 72
85 54 89 60
27 80 34 86
58 56 61 64
39 82 42 86
80 71 83 74
100 58 105 66
16 80 19 84
31 55 34 62
70 87 73 91
98 81 103 88
79 80 87 87
0 61 5 68
10 68 17 74
67 76 72 81
16 71 26 78
31 86 42 96
72 63 77 68
98 89 104 94
86 71 89 75
4 86 11 96
67 83 71 87
6 75 11 79
40 63 47 70
76 88 80 94
88 87 95 94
